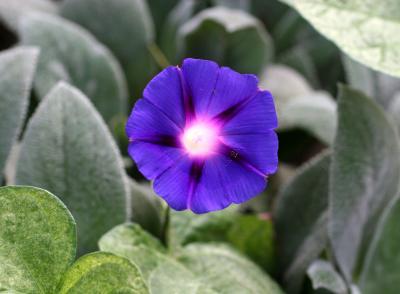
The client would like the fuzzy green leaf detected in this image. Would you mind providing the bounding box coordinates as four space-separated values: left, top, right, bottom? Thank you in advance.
19 13 127 123
15 83 128 255
99 223 167 281
0 186 76 294
58 252 149 294
61 0 154 100
0 0 57 33
178 244 284 294
307 260 347 294
0 47 38 183
289 0 400 77
360 198 400 293
129 181 166 240
330 86 400 280
227 215 275 273
275 152 330 292
179 6 273 74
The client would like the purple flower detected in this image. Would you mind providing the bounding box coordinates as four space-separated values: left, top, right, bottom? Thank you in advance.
126 58 278 213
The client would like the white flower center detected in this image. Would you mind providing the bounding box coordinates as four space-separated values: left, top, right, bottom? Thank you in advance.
182 123 218 156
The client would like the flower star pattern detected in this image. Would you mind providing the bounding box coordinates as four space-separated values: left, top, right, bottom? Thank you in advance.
126 58 278 213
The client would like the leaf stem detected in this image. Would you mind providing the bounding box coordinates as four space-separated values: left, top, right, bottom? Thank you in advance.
148 42 170 69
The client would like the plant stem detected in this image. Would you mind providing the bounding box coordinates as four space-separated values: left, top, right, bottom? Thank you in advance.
148 42 170 69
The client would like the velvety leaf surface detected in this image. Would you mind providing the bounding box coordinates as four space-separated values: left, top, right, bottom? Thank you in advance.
149 259 217 294
0 186 76 293
227 215 275 273
15 83 128 255
147 0 178 38
0 47 38 183
0 0 57 33
58 252 149 294
61 0 154 99
306 260 347 294
178 244 284 294
19 13 127 123
179 6 273 74
343 54 400 109
359 198 400 294
274 152 330 292
290 0 400 77
278 92 337 145
169 208 237 249
329 86 400 280
260 65 336 145
129 181 166 239
99 223 166 281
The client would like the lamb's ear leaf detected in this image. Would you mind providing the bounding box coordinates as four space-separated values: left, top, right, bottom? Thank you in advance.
0 47 38 183
178 244 284 294
289 0 400 78
58 252 149 294
359 197 400 294
306 260 347 294
15 83 129 255
178 6 274 74
129 180 166 240
274 152 330 293
0 186 76 293
329 85 400 280
0 0 57 33
99 223 167 281
60 0 154 100
19 12 127 123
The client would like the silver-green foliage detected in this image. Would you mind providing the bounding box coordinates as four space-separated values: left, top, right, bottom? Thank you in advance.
99 223 283 294
0 186 76 294
15 83 129 255
289 0 400 77
58 252 149 294
19 13 127 123
60 0 155 99
0 47 38 183
329 86 400 280
179 6 273 74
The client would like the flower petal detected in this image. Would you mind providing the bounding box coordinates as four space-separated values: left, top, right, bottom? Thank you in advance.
206 66 258 118
153 156 193 211
181 58 219 117
221 131 279 176
190 154 267 213
126 98 181 140
128 142 184 180
143 66 185 127
220 90 278 134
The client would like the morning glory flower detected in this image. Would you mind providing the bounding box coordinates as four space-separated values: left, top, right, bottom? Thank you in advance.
126 58 278 213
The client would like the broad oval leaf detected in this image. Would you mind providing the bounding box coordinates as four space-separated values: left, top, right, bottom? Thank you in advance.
99 223 167 281
178 244 284 294
178 6 273 74
19 13 128 123
0 47 38 183
169 208 237 249
343 54 400 109
15 83 129 255
58 252 149 294
274 152 330 292
329 86 400 280
0 0 57 33
0 186 76 293
60 0 155 100
359 198 400 293
129 180 166 240
290 0 400 77
307 260 347 294
149 259 217 294
227 215 275 273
